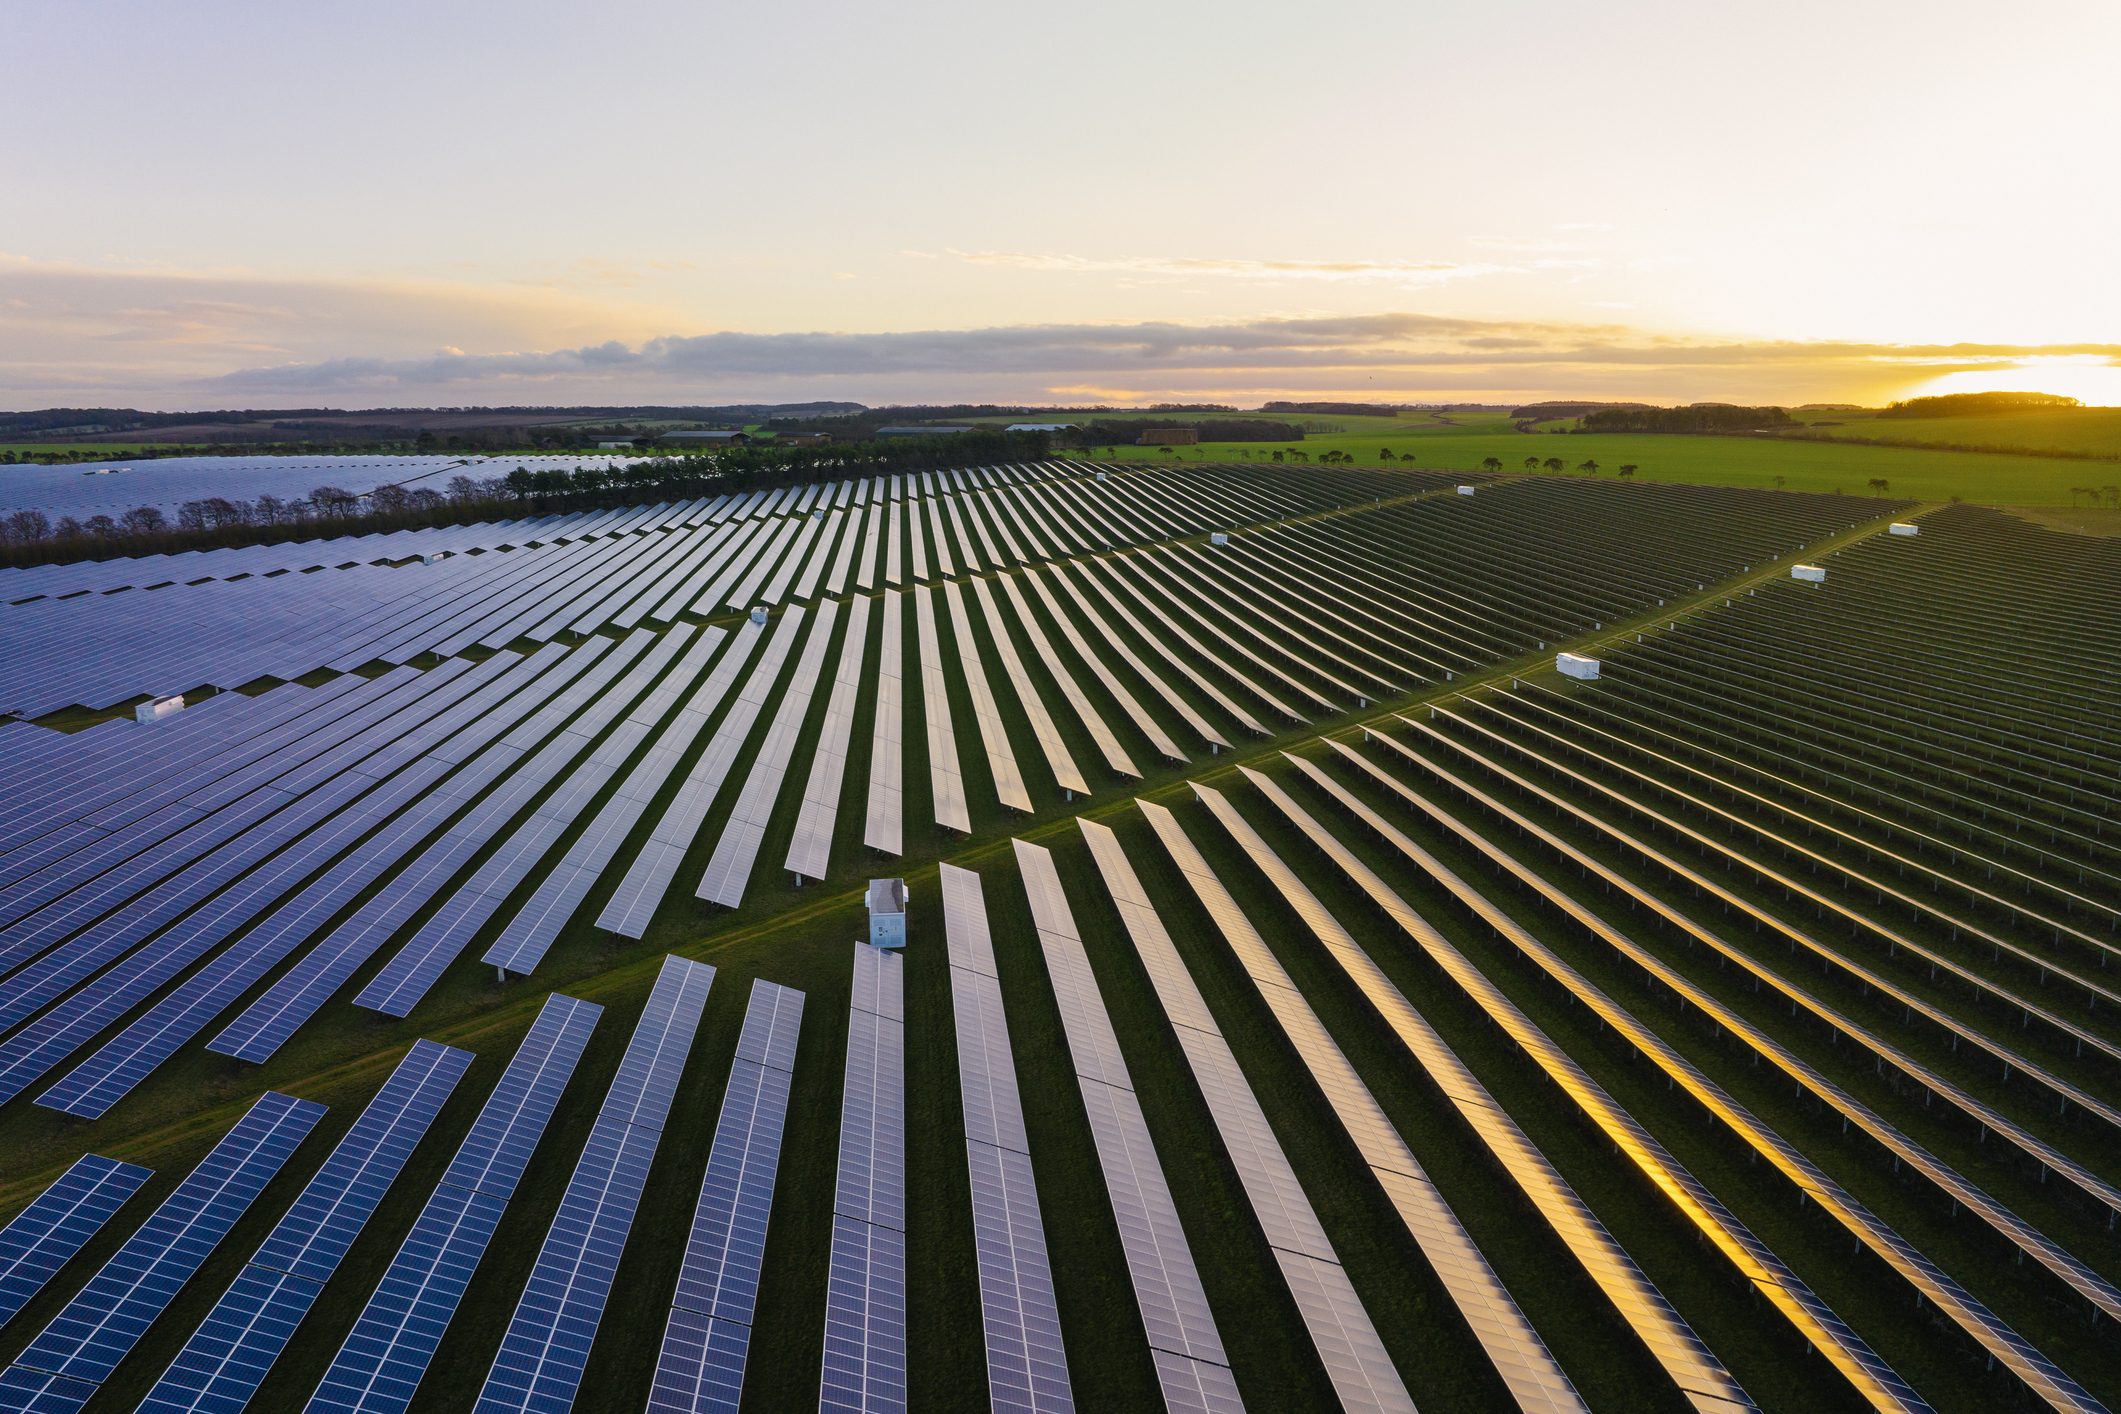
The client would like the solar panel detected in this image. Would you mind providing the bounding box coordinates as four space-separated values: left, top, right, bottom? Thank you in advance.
134 1043 470 1414
596 609 800 939
355 629 700 1016
940 580 1033 812
786 594 873 882
862 592 905 856
0 1156 152 1332
972 576 1092 797
0 1092 323 1404
646 980 805 1414
305 995 601 1414
1004 845 1234 1410
473 958 712 1414
820 945 907 1413
1065 812 1415 1414
698 599 844 907
912 588 969 833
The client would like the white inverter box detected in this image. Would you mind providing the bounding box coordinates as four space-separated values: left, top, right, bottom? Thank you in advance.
134 694 185 723
1556 652 1600 681
1792 564 1826 582
1457 484 1477 496
1209 532 1229 546
1889 522 1919 536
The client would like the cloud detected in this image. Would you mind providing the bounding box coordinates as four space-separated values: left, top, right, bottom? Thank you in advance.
199 314 2121 407
9 253 2119 409
933 249 1511 287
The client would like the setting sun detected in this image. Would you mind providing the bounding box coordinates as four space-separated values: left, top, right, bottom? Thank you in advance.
1906 355 2121 407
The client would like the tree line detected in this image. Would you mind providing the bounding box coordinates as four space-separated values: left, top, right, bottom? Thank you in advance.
1576 404 1795 433
0 429 1051 569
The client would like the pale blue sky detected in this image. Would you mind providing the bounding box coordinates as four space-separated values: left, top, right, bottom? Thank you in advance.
7 0 2119 407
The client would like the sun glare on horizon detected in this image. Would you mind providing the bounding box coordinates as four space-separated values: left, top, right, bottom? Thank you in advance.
1905 355 2121 408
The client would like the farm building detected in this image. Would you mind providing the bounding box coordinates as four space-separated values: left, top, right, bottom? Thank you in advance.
660 429 749 445
1137 428 1199 446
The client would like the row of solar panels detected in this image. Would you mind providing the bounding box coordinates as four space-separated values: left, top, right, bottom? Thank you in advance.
0 457 1352 718
0 957 819 1414
0 478 1872 1120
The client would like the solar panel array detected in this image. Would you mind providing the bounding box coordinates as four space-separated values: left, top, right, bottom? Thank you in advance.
785 593 872 882
1070 817 1419 1414
697 599 843 907
646 979 805 1414
1007 843 1240 1414
938 863 1074 1413
0 1091 325 1412
1098 810 1585 1413
861 590 905 855
0 453 656 523
473 957 713 1414
135 1041 471 1414
305 994 601 1414
482 624 737 976
597 609 803 938
0 1155 152 1332
820 944 907 1414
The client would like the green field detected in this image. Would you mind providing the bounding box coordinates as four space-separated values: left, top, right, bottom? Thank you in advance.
1787 404 2121 461
1061 422 2103 506
983 405 2121 507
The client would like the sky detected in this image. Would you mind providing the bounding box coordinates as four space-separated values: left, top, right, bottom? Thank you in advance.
6 0 2120 411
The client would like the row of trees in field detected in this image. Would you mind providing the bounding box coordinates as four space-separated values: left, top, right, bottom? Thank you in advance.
0 429 1052 567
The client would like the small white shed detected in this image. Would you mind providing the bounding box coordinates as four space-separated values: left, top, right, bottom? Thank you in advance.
867 878 907 950
1457 485 1477 496
1556 653 1601 681
749 606 769 625
1209 532 1230 546
134 694 185 724
1792 564 1827 582
1889 522 1920 536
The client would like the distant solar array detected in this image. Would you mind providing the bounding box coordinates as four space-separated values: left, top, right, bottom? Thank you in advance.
0 453 653 523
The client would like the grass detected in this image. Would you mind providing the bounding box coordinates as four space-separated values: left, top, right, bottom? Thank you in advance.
1087 430 2102 506
1785 405 2121 462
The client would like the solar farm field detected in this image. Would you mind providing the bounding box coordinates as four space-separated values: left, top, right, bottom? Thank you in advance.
1 460 2116 1413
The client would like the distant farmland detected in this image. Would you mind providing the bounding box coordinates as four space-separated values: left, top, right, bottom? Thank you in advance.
1030 408 2121 506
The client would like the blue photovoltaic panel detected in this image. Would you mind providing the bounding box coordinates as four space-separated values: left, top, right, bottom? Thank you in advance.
304 995 601 1414
473 959 712 1414
600 956 716 1133
254 1042 472 1282
0 1364 101 1414
439 995 603 1201
647 981 804 1414
645 1306 752 1414
820 946 907 1414
138 1038 470 1414
133 1044 468 1414
819 1216 907 1414
0 1155 153 1332
0 1091 323 1398
472 1116 658 1414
